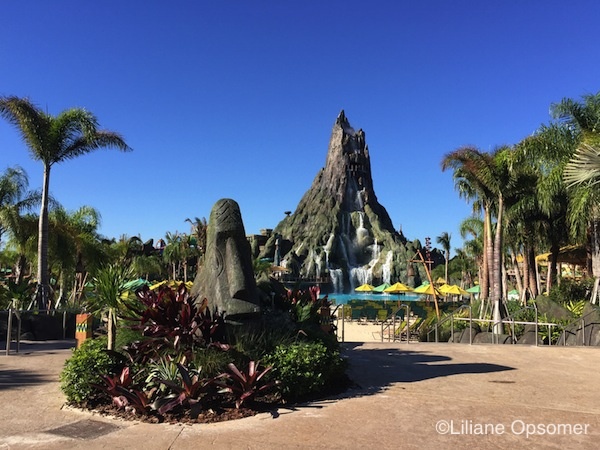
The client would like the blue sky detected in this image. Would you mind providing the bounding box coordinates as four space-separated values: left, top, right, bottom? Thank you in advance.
1 1 599 253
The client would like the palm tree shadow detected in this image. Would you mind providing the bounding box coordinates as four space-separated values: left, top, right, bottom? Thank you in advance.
334 343 516 399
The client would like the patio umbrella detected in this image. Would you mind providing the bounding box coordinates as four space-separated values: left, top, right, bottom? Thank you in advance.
438 283 452 293
384 282 413 293
355 283 375 292
373 283 391 293
466 285 480 294
413 283 442 296
440 284 468 296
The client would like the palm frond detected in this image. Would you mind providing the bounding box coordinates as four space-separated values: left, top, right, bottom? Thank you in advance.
564 143 600 188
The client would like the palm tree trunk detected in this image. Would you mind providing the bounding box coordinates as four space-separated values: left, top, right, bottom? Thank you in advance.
35 164 51 310
510 248 525 304
492 197 503 334
547 241 560 294
482 206 493 301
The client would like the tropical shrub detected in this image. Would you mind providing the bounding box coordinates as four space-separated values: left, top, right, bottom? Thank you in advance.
60 337 123 404
124 284 228 364
265 340 347 402
548 278 594 306
284 286 330 327
60 283 349 423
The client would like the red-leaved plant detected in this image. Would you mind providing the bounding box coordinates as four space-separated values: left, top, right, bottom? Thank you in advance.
218 361 280 408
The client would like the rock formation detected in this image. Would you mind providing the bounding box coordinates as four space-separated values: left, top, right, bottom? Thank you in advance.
191 199 260 323
260 111 429 293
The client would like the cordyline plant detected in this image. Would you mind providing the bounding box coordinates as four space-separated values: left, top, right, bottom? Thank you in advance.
218 361 280 409
154 363 227 415
124 284 229 363
285 285 331 325
94 366 154 415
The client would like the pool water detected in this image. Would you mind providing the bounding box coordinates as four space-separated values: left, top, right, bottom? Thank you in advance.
322 292 420 305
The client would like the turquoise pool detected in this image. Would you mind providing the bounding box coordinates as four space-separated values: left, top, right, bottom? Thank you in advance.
322 292 420 305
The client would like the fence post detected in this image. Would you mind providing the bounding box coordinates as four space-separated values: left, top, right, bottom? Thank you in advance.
5 308 12 356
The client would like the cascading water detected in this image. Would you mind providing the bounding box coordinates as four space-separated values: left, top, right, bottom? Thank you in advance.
330 268 344 292
382 250 393 284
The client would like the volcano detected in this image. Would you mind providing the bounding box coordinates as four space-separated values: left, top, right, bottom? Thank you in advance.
260 111 428 293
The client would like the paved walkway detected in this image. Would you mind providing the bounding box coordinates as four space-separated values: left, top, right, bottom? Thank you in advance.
0 340 599 449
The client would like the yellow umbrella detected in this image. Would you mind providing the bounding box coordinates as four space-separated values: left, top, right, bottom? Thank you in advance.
355 283 375 292
442 285 468 296
383 282 413 293
413 283 442 296
438 283 452 293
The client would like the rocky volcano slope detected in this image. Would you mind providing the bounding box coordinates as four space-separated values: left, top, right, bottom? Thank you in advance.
260 111 429 293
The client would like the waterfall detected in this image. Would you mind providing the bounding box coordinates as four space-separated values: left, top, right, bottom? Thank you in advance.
350 267 373 290
371 238 380 262
315 251 322 278
330 268 344 293
355 189 364 210
324 233 335 268
382 250 393 284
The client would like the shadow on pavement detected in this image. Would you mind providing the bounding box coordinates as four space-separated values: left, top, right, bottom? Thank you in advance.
0 368 53 390
337 343 515 397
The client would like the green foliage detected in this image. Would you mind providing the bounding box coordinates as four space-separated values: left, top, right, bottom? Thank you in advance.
547 278 594 305
284 286 330 326
265 341 347 402
60 337 123 404
191 347 233 378
226 322 297 363
564 299 586 317
60 282 350 421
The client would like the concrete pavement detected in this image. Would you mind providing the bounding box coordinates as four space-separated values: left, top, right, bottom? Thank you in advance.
0 340 598 449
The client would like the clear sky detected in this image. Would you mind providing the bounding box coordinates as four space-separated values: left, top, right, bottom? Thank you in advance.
1 1 599 253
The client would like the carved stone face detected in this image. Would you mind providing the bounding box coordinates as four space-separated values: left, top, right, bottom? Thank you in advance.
192 199 260 322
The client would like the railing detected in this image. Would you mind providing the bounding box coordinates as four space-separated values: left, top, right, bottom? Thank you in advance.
4 307 71 356
425 302 560 346
380 304 413 343
555 306 600 346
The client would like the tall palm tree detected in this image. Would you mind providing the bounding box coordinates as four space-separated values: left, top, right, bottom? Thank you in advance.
436 232 451 283
515 124 578 293
442 147 497 302
443 146 517 333
564 143 600 303
0 96 131 309
552 93 600 278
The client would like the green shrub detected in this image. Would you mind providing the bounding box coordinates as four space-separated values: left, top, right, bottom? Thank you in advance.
60 337 123 404
265 341 347 402
548 279 594 305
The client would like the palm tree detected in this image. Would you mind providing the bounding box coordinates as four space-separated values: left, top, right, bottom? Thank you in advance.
443 146 517 333
0 96 131 309
564 143 600 303
0 166 41 285
515 124 578 293
0 166 38 245
552 93 600 278
47 205 108 307
442 147 497 302
436 232 451 283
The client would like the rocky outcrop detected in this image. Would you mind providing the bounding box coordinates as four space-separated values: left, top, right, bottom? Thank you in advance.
558 303 600 346
260 111 433 293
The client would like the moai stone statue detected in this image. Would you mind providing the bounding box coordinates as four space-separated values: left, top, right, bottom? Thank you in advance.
191 199 260 323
